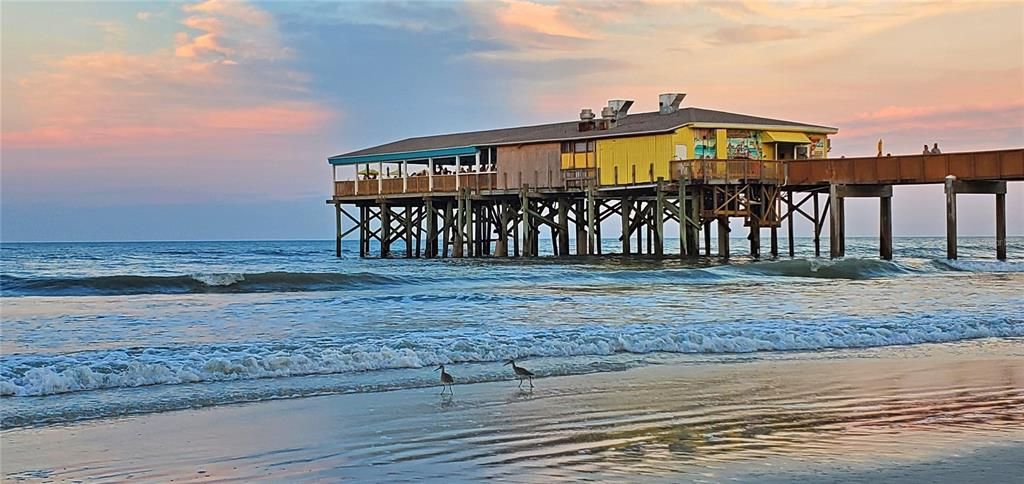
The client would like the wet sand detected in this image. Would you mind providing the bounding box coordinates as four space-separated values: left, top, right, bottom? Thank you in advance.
3 340 1023 482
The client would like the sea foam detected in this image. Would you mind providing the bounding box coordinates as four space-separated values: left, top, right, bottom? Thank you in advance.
3 314 1021 397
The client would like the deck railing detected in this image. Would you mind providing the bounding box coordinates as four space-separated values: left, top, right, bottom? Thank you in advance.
334 172 497 197
672 159 786 184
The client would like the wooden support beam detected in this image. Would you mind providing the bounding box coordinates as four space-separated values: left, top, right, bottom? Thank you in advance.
996 192 1007 261
770 225 778 258
704 220 712 256
829 184 844 258
404 206 413 258
813 193 821 258
557 198 570 256
587 190 597 255
359 205 367 258
655 179 665 256
834 184 893 198
786 190 795 257
718 217 730 258
335 203 343 257
575 200 587 255
880 195 893 260
621 197 631 254
381 204 392 258
679 181 688 256
945 176 957 260
953 180 1007 195
749 220 760 258
426 202 437 258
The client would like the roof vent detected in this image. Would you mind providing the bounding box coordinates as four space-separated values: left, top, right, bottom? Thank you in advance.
607 99 634 120
600 106 615 119
579 108 595 121
659 93 686 114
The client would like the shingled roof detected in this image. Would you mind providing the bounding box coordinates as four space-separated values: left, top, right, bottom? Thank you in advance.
331 107 837 160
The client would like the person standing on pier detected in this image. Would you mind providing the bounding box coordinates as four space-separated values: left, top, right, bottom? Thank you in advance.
931 143 942 154
923 144 931 155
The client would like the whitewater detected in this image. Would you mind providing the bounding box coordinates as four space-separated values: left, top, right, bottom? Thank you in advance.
2 237 1022 428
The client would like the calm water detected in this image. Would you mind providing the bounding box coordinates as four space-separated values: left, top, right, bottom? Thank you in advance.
1 237 1022 428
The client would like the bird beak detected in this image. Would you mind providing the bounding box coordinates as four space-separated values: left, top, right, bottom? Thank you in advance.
503 361 511 366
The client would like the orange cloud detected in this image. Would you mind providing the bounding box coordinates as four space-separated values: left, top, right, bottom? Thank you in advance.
2 1 330 154
493 0 595 40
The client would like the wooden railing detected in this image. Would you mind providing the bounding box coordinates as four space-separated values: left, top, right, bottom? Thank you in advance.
333 172 497 197
786 149 1024 185
672 159 786 184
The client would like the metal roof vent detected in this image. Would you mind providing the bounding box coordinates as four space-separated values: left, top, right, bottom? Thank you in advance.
659 93 686 114
579 108 595 121
607 99 634 120
600 106 616 119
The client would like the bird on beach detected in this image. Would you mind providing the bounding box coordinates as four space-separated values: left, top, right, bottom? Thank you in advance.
436 364 454 395
504 359 534 388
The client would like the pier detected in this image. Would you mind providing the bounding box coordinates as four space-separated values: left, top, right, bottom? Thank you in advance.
327 96 1022 261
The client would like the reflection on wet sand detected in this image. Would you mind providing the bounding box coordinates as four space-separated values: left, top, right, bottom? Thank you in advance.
3 340 1022 482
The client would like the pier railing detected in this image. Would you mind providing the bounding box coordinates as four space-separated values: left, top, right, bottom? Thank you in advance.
786 149 1024 185
334 172 498 197
672 159 785 184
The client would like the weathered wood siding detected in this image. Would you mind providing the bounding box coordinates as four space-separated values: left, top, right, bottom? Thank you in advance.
497 143 563 189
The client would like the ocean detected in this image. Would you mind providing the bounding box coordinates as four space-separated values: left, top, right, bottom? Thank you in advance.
2 237 1022 430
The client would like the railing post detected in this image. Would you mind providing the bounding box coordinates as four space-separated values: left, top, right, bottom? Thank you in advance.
377 162 383 194
402 160 408 193
455 156 461 190
428 158 434 192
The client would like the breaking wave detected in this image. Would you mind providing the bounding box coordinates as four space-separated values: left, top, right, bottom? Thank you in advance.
4 314 1021 398
718 258 915 280
0 272 403 296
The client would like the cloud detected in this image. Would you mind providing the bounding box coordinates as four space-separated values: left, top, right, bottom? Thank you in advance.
709 24 804 44
136 11 152 21
2 0 330 153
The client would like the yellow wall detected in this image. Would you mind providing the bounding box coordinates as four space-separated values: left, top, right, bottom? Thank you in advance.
596 129 697 185
560 148 596 169
592 127 828 185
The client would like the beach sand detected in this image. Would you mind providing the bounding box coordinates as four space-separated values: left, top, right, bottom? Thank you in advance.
3 340 1023 482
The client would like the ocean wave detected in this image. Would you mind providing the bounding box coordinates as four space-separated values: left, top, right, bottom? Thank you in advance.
0 271 402 296
719 258 914 280
933 259 1024 273
3 315 1021 397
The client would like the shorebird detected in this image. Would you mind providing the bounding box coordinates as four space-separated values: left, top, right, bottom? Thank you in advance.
436 364 454 395
504 359 534 388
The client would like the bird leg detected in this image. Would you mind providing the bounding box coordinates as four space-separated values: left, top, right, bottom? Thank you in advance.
518 377 523 389
529 376 533 388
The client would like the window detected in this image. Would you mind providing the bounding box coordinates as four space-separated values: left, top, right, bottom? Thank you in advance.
574 141 588 153
561 142 572 154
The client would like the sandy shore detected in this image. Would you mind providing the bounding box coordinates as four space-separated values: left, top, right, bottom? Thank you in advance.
3 340 1023 482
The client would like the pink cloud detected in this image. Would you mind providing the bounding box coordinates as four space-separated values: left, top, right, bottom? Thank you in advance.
2 0 329 155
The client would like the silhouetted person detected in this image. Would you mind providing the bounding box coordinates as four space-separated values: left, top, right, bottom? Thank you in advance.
931 143 941 155
923 144 931 155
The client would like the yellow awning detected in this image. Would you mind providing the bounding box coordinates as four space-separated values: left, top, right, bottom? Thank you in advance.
762 131 812 144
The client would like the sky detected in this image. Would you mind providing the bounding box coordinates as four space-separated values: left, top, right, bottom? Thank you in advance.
1 0 1022 242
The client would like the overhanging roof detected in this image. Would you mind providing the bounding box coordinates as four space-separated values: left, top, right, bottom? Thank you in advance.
762 131 813 143
329 146 477 166
328 107 838 164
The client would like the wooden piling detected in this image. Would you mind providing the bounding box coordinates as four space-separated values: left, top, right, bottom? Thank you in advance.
787 190 795 257
813 193 821 257
718 217 730 258
880 195 893 260
945 176 957 260
618 198 626 254
557 198 570 256
996 192 1007 261
655 179 665 256
335 203 342 257
829 184 842 259
749 221 760 258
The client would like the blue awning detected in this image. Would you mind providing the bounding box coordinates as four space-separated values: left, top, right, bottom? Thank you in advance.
328 146 478 166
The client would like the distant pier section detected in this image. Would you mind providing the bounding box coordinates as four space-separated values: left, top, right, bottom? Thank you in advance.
327 93 1022 260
